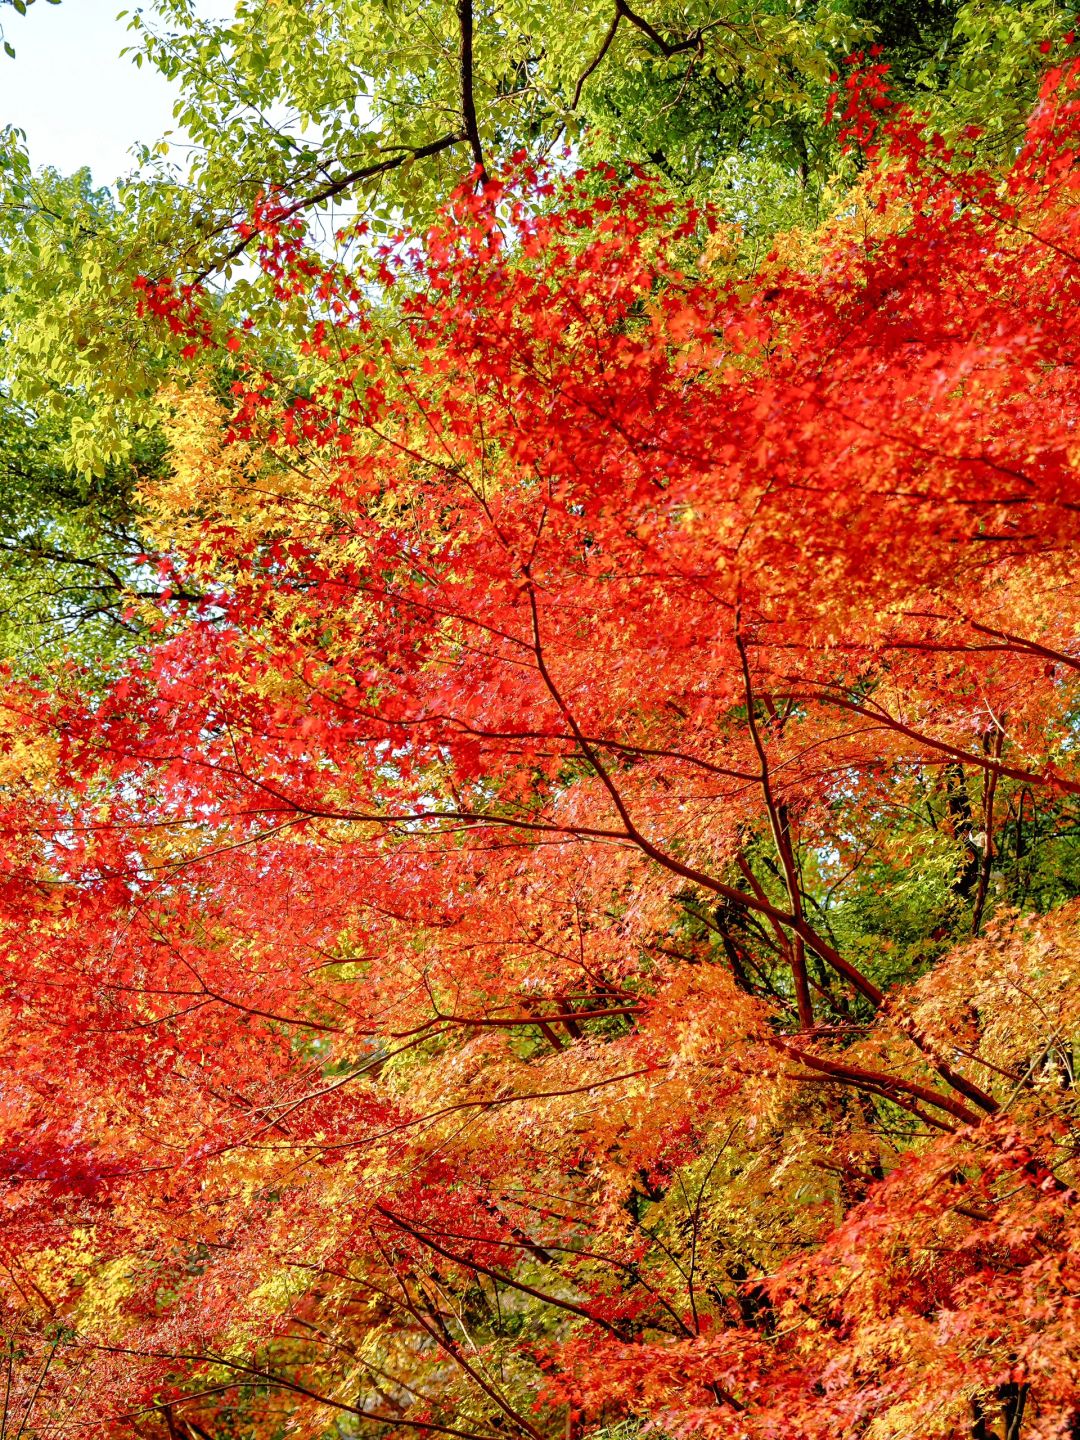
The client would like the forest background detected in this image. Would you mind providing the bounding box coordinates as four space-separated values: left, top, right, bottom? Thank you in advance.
2 0 1080 1438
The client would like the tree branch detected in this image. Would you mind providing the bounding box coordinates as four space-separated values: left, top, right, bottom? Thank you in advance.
458 0 488 182
572 9 621 108
193 132 466 282
735 627 813 1030
614 0 703 57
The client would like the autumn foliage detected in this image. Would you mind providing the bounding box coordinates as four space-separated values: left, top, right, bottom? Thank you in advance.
4 42 1080 1440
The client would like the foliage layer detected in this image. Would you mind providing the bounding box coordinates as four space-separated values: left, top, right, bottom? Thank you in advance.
2 8 1080 1440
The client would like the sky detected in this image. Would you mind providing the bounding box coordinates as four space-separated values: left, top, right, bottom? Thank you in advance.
2 0 187 185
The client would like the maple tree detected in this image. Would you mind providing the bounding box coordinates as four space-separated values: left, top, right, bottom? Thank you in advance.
3 27 1080 1440
1 0 1068 476
0 0 1069 659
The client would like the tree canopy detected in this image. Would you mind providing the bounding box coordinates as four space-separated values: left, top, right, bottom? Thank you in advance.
2 8 1080 1440
2 0 1071 658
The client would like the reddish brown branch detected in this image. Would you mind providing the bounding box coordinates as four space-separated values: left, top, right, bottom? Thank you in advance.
735 628 813 1029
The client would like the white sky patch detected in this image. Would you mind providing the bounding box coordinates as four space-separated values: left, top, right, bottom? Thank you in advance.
2 0 186 184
